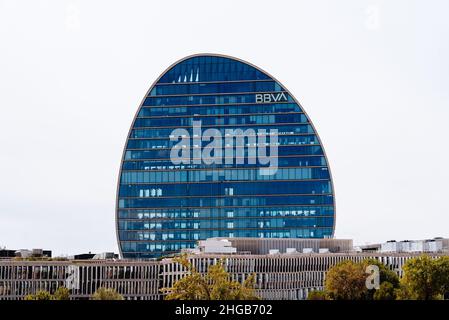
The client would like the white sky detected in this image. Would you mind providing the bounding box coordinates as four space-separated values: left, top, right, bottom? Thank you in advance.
0 0 448 256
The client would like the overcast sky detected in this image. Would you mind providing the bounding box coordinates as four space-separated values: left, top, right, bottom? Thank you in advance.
0 0 448 256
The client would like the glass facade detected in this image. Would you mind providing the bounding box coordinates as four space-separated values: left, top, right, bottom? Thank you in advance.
116 55 336 259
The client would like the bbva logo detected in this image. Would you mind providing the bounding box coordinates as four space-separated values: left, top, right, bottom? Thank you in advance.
255 92 288 103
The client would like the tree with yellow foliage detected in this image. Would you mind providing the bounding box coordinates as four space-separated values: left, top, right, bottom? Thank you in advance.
161 254 259 300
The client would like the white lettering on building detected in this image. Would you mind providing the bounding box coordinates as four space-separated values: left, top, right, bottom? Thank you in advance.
255 92 288 103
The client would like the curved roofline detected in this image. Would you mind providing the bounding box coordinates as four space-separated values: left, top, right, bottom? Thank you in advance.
115 53 337 258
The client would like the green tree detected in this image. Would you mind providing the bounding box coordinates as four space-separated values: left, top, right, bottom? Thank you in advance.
53 287 70 300
435 256 449 298
361 259 399 287
400 255 449 300
307 290 328 300
325 260 367 300
373 282 395 300
361 258 400 299
161 254 259 300
91 287 124 300
394 284 414 300
24 290 53 300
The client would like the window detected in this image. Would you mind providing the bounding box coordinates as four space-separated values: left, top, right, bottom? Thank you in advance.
139 188 162 197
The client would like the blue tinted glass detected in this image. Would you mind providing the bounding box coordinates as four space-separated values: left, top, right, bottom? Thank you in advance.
117 55 335 258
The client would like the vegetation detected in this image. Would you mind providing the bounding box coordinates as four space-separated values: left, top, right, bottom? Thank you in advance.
325 260 368 300
24 290 53 300
315 255 449 300
91 287 124 300
53 287 70 300
398 255 449 300
360 258 400 300
24 287 71 300
161 254 260 300
373 282 396 300
307 290 328 300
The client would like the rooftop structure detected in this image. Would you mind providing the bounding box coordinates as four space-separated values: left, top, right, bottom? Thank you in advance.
358 238 449 253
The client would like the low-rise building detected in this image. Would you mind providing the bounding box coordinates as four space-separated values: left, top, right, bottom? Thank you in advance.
1 238 448 300
359 238 449 253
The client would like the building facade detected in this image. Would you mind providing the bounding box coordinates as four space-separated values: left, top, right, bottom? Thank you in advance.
359 238 449 253
1 252 447 300
116 54 336 258
0 259 161 300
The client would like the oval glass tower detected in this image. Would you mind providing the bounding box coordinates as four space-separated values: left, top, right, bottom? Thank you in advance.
116 54 336 258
